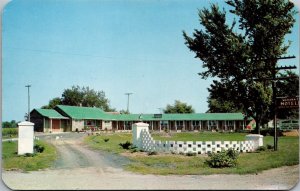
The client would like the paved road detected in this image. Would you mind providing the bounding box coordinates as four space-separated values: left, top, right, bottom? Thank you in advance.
2 133 299 190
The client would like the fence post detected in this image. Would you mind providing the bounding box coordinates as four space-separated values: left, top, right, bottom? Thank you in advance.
132 122 149 149
245 134 264 150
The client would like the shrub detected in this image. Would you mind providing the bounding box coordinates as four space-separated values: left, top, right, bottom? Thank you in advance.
266 144 274 150
34 144 45 153
24 153 36 157
104 138 110 142
119 141 132 150
256 146 266 152
2 128 18 138
147 151 158 155
205 149 239 168
186 152 196 156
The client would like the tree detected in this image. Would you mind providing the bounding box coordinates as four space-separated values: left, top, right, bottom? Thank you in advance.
61 85 115 111
207 80 243 113
42 85 115 112
164 100 195 114
2 120 18 128
119 109 130 114
183 0 296 133
61 86 84 106
42 97 62 109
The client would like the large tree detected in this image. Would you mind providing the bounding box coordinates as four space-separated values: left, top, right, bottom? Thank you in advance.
164 100 195 114
42 85 115 112
41 97 62 109
183 0 297 133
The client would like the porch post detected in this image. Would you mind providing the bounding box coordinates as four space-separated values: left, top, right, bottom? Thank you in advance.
50 119 53 132
43 118 45 133
234 121 236 131
200 121 202 131
208 120 210 130
159 121 161 131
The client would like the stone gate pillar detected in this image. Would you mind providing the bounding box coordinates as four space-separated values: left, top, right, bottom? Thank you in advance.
245 134 264 150
18 121 34 155
132 122 149 149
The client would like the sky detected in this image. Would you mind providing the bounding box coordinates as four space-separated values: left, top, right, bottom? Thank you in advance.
1 0 299 122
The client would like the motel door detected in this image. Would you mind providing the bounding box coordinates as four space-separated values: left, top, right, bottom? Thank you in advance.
52 119 60 131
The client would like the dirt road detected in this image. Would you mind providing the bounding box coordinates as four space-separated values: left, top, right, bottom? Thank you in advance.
2 133 299 190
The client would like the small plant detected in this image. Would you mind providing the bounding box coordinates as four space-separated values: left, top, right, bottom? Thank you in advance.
186 152 196 156
266 144 274 150
104 138 110 142
24 153 36 157
147 151 158 155
256 146 266 152
34 144 45 153
130 148 139 153
205 149 239 168
119 141 132 150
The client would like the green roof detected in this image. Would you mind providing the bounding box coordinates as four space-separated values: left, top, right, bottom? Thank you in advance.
51 105 245 121
107 113 245 121
55 105 108 120
34 109 68 119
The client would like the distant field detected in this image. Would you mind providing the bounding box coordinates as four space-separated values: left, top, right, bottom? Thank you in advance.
84 132 299 175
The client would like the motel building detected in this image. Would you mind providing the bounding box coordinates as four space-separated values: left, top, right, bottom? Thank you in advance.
30 105 253 133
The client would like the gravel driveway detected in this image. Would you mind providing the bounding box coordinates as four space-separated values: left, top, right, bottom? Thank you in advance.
2 132 299 190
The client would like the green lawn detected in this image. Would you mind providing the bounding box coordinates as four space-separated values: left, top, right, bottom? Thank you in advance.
84 132 299 175
2 140 57 171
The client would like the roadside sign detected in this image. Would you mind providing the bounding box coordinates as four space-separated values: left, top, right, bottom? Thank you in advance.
277 97 299 109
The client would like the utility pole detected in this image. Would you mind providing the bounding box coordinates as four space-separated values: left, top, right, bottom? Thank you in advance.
125 93 133 113
157 108 164 114
254 55 297 151
25 85 31 122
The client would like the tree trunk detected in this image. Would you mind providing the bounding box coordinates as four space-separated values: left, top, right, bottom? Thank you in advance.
254 118 261 135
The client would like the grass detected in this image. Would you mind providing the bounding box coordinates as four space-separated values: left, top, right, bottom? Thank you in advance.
84 133 132 153
2 140 57 171
84 132 299 175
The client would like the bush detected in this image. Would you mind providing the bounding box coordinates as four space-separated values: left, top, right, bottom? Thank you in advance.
186 152 197 156
205 149 239 168
34 144 45 153
2 128 18 138
258 129 284 137
147 151 158 155
104 138 110 142
266 144 274 150
256 146 266 152
119 141 132 150
24 153 37 157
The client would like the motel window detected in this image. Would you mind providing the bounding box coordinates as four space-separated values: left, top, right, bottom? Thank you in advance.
85 120 96 126
176 121 183 126
227 121 234 126
209 121 217 126
193 121 200 126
